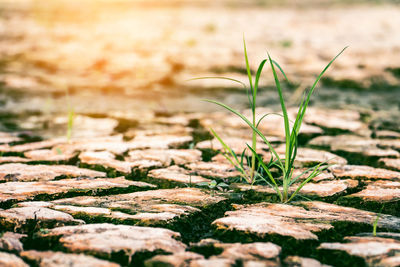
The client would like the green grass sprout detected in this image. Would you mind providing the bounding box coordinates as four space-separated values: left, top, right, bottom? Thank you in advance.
67 108 74 142
372 205 384 236
190 38 347 203
196 180 229 196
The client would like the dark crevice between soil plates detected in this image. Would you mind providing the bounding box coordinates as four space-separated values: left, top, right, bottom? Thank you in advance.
0 184 156 210
20 200 233 266
335 196 400 216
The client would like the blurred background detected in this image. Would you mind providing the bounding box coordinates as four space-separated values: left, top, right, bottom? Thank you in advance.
0 0 399 136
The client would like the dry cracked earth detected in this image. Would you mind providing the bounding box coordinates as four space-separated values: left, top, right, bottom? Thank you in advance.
1 1 400 266
0 106 399 267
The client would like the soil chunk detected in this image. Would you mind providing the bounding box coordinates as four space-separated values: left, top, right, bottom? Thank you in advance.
284 256 331 267
0 252 28 267
234 179 358 198
24 149 77 162
344 180 400 202
37 224 187 261
0 232 26 252
20 250 120 267
329 165 400 180
145 252 205 267
0 139 65 153
36 188 226 225
0 206 84 232
128 135 193 150
379 158 400 171
186 161 241 179
318 236 400 266
309 135 400 159
0 163 105 182
0 157 29 163
79 151 162 174
165 241 282 266
213 202 400 240
302 108 367 133
148 166 210 184
196 137 269 154
0 177 152 204
0 132 22 144
127 149 202 166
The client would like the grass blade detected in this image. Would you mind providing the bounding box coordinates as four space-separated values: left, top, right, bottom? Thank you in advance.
203 99 284 168
67 108 74 142
243 37 254 95
246 144 283 201
254 59 267 100
297 47 348 131
268 53 290 179
271 60 290 83
187 77 246 89
287 163 326 202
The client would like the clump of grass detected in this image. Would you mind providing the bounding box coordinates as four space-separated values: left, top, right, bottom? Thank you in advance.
191 39 346 203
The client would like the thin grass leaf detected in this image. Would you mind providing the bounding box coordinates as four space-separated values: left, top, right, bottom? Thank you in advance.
210 129 240 165
210 128 236 159
243 37 259 183
287 163 325 202
271 60 290 83
288 135 299 172
297 195 313 201
203 99 284 169
268 53 291 179
240 148 247 166
196 182 210 187
256 112 281 128
210 128 248 179
372 205 384 236
218 182 229 187
243 37 254 96
297 47 348 132
254 59 267 101
246 144 283 201
67 109 74 142
289 164 328 186
292 92 307 135
186 77 246 89
231 149 240 164
188 76 252 107
256 173 282 196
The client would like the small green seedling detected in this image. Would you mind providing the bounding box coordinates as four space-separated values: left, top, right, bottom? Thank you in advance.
39 228 49 234
191 38 346 203
55 147 63 155
66 108 74 142
372 205 384 237
196 180 229 195
372 214 380 237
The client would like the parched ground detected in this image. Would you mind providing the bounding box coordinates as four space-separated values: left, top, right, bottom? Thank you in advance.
0 105 399 267
1 0 400 266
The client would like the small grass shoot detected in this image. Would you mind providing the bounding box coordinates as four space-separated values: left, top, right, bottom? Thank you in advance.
372 205 384 236
191 38 346 203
